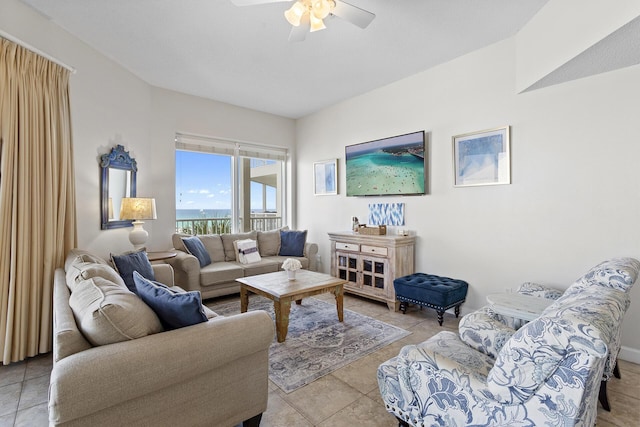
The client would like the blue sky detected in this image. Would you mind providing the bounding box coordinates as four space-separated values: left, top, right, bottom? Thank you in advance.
175 151 276 211
176 151 231 210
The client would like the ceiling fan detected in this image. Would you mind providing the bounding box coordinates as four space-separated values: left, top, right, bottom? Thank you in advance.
230 0 376 42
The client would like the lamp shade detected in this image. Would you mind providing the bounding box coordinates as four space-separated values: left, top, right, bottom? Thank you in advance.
312 0 332 19
119 198 157 221
309 13 326 32
284 1 308 26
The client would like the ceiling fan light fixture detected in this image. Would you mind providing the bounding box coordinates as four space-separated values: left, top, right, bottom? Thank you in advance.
311 0 334 20
309 13 326 32
284 1 307 26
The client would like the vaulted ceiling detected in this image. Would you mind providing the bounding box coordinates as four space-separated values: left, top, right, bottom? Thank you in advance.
22 0 549 118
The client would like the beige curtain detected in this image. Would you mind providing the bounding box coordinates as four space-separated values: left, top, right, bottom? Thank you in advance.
0 38 77 364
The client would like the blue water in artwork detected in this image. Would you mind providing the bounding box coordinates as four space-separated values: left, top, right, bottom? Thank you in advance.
346 152 425 196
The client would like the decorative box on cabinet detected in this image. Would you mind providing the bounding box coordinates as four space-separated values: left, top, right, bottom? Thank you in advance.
328 231 415 311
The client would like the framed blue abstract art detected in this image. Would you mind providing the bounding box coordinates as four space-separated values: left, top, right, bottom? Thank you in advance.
453 126 510 187
313 159 338 195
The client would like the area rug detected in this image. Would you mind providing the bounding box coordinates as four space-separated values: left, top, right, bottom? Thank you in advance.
208 296 410 393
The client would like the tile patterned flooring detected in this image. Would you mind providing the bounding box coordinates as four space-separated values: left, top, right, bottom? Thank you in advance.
1 293 639 426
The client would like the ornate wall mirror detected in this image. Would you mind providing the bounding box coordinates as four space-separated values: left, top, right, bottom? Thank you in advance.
100 145 137 229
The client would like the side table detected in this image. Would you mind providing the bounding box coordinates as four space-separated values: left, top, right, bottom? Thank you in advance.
147 251 177 262
486 292 554 322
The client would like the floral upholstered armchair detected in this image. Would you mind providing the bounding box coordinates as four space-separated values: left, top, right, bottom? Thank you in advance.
377 258 639 427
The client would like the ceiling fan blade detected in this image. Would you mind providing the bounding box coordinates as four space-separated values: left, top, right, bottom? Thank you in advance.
288 13 310 42
332 1 375 29
230 0 290 6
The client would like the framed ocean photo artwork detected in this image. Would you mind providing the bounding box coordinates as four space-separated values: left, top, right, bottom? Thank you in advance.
345 131 426 196
313 159 338 195
453 126 510 187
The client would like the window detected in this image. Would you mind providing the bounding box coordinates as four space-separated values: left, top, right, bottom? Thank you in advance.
175 133 287 234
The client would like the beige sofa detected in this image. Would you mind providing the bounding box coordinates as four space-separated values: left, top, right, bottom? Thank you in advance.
167 229 318 299
50 249 273 427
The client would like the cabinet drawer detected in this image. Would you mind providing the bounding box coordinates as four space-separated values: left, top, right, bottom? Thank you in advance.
336 242 359 251
361 245 388 256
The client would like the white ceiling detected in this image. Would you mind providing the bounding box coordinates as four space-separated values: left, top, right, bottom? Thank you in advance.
22 0 549 119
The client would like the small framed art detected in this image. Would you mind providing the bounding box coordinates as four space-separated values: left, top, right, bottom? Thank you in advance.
313 159 338 195
453 126 510 187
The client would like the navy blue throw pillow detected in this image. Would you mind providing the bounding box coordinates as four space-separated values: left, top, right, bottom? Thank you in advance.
111 250 155 293
279 230 307 257
182 236 212 267
133 271 208 330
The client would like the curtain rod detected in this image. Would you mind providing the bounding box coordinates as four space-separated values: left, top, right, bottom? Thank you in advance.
0 30 77 74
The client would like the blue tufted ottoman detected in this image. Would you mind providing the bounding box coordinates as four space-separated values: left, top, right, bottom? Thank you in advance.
394 273 469 325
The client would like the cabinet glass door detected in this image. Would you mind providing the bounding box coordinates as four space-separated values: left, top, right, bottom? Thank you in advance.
374 261 384 274
361 257 386 292
337 253 358 285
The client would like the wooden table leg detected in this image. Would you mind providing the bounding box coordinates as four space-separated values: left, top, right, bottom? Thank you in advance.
334 285 344 322
240 286 249 313
274 299 291 343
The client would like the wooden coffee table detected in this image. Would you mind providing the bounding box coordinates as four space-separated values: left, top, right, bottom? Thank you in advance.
236 270 347 343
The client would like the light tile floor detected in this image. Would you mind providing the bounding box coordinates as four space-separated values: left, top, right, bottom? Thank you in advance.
1 293 639 426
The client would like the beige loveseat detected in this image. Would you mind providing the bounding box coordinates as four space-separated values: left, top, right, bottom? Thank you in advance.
167 229 318 299
50 249 273 427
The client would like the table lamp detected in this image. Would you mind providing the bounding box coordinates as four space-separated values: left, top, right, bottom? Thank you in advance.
119 197 157 250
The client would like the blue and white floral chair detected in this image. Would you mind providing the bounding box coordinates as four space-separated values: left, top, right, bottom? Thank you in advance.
378 258 639 427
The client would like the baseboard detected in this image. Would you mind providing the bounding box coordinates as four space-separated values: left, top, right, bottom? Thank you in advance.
619 346 640 364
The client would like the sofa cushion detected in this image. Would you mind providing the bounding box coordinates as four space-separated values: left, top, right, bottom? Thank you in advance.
240 259 279 276
199 234 226 262
133 272 208 330
516 282 564 300
65 262 126 293
221 231 258 261
69 276 163 346
257 228 283 256
458 307 516 359
268 255 310 270
64 249 109 272
279 230 307 257
487 315 607 404
199 262 245 286
182 236 212 267
53 272 92 361
111 250 156 292
171 232 190 253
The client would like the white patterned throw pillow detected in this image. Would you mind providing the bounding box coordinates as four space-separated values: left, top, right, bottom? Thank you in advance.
235 239 261 264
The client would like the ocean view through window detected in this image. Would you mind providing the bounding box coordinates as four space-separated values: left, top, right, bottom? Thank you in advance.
175 134 287 234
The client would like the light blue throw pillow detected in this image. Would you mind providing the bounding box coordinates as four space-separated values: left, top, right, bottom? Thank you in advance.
111 250 155 293
279 230 307 257
182 236 212 267
133 271 208 330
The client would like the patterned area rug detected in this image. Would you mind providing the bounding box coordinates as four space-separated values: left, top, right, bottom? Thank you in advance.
208 296 410 393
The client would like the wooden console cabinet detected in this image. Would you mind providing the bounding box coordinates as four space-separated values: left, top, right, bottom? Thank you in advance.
328 231 415 311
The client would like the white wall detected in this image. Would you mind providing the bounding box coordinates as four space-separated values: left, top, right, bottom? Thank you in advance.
296 38 640 361
2 0 295 258
147 88 296 250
